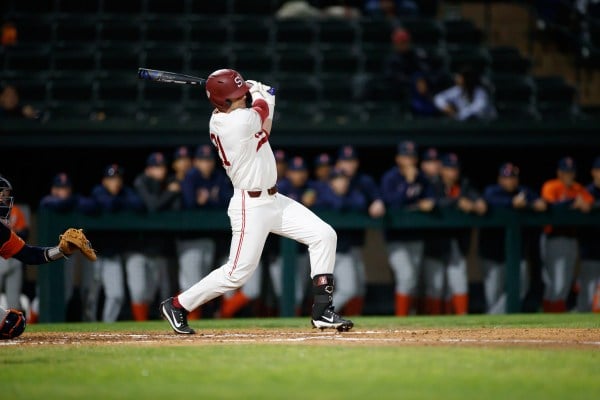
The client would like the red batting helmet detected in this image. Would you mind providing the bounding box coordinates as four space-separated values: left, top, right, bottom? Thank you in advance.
205 69 249 111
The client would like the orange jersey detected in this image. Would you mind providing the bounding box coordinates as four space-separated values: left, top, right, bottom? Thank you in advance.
0 221 25 259
541 179 594 204
8 205 28 233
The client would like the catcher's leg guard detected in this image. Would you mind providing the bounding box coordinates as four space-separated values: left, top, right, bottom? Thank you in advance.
0 308 26 340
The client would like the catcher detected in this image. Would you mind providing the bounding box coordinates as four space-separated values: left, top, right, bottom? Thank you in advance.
0 176 96 340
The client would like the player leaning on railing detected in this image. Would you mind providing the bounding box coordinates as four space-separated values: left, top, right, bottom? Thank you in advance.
0 177 96 340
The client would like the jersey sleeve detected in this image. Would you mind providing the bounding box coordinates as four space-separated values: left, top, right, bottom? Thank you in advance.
541 181 557 203
252 99 269 124
0 224 26 259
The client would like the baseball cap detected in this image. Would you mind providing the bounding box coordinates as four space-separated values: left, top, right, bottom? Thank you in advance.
288 156 307 171
104 164 124 178
314 153 332 168
441 153 460 168
146 152 166 167
274 149 287 163
592 156 600 169
397 140 418 157
337 145 358 161
195 144 215 160
498 162 520 177
392 27 411 45
52 172 72 188
173 146 191 160
421 147 439 162
557 157 576 172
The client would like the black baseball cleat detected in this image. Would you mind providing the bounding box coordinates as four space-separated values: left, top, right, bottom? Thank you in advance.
160 298 195 334
311 306 354 332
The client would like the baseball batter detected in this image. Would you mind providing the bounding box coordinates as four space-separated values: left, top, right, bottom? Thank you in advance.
160 69 353 333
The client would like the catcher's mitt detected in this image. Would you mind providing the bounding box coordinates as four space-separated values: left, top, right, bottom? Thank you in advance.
59 228 97 261
0 309 26 340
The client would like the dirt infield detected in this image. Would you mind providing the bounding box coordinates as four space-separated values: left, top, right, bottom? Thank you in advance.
5 328 599 348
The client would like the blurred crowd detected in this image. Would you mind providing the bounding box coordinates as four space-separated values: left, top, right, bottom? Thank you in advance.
2 143 600 322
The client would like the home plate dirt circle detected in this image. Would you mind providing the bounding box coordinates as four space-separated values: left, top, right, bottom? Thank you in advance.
6 328 600 348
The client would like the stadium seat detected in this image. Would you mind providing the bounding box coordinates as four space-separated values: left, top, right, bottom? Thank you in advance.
320 50 362 75
12 17 54 45
98 17 144 46
143 47 186 73
317 19 359 50
359 18 394 47
276 48 318 75
93 102 139 121
275 20 317 48
274 77 321 102
489 46 531 75
97 48 143 78
447 46 491 75
4 47 52 76
443 19 483 46
54 18 99 46
142 82 186 103
400 19 444 47
188 49 232 76
534 76 578 118
47 103 93 120
52 48 97 74
362 45 391 74
189 18 231 49
189 0 230 15
320 76 358 101
50 79 94 103
10 78 49 104
231 0 278 15
102 0 144 14
144 19 187 47
96 79 140 102
146 0 186 14
8 0 55 14
231 17 273 47
56 0 100 14
232 48 275 77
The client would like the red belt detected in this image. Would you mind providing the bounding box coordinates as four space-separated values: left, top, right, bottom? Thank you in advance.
247 186 278 198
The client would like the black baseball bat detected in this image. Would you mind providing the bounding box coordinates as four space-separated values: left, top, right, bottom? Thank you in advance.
137 68 206 86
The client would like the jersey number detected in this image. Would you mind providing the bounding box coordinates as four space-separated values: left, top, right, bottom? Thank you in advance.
210 133 231 167
255 131 268 152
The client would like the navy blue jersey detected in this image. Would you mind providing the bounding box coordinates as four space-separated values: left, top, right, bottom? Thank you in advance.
39 193 97 214
314 182 367 252
181 168 232 209
480 184 540 262
380 167 434 208
483 184 539 208
278 178 317 204
91 185 144 212
350 173 382 205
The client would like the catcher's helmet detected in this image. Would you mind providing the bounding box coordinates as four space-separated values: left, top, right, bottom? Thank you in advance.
0 177 14 221
0 308 26 340
205 69 249 111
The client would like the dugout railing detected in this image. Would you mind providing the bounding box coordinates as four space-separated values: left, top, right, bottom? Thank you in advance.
36 208 600 322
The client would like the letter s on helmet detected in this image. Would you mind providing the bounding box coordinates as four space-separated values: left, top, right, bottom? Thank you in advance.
205 69 250 112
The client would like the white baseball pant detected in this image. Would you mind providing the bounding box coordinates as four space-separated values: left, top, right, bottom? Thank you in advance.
176 238 215 292
178 191 336 312
576 259 600 312
269 253 310 307
387 240 424 295
0 258 22 310
125 253 168 304
331 252 357 310
481 258 529 314
540 235 578 302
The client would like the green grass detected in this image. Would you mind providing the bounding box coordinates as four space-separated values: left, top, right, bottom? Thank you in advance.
1 315 599 400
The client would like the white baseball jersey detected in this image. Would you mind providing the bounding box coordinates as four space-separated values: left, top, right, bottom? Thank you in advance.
209 107 276 191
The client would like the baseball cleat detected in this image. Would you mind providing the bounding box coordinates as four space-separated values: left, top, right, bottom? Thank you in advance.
311 306 354 332
160 298 195 335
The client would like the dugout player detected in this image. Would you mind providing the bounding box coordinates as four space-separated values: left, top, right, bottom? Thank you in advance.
0 177 88 339
481 163 546 313
540 157 593 312
580 156 600 312
160 69 353 333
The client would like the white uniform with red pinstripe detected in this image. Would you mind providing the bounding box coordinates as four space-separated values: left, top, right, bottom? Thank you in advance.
177 98 337 313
